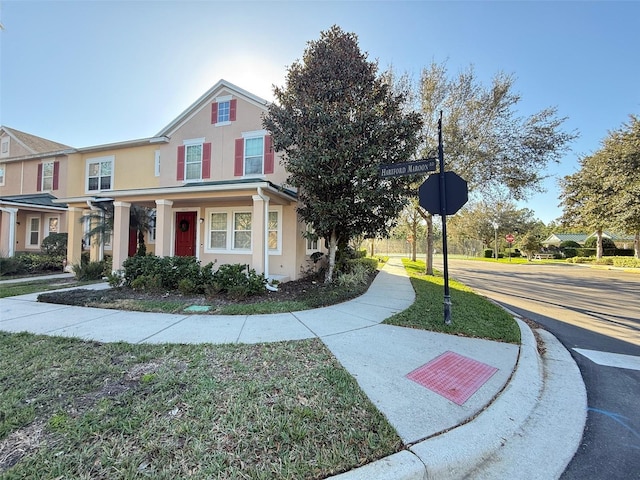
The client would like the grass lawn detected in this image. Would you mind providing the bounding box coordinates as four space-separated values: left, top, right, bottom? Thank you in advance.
384 259 521 344
0 278 102 299
0 333 400 479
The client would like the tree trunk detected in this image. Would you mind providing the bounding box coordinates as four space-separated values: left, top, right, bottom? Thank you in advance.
416 206 434 275
325 229 338 284
411 219 418 262
596 227 603 260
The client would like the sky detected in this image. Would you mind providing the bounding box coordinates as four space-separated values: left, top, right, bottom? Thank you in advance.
1 0 639 224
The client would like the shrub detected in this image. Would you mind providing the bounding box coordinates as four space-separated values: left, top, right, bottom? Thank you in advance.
345 257 378 274
336 262 369 289
0 256 25 276
483 249 493 258
559 240 581 249
612 257 640 268
563 248 578 258
209 263 267 298
73 261 106 280
584 236 616 249
15 252 65 274
41 233 68 256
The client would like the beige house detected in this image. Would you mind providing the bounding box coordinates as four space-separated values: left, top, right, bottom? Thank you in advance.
56 80 313 282
0 127 71 257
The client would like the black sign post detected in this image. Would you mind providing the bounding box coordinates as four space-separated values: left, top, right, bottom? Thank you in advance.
417 113 468 325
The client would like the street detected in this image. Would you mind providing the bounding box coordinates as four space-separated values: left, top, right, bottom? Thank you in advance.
437 258 640 480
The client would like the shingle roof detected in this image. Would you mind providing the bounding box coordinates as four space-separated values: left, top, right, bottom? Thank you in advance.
1 126 71 155
0 193 67 209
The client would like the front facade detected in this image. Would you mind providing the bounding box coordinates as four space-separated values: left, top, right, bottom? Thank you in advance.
56 80 313 281
0 127 71 257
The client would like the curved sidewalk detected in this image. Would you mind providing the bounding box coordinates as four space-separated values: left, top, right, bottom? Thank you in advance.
0 258 586 479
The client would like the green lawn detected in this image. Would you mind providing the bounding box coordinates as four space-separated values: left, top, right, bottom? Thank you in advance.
0 333 400 479
384 259 521 343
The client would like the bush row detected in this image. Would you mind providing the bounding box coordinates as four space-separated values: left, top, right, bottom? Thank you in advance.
567 256 640 268
0 253 65 277
113 255 267 298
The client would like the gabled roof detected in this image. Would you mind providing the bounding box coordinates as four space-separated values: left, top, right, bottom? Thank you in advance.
0 126 71 156
155 79 269 138
542 233 588 245
0 192 67 209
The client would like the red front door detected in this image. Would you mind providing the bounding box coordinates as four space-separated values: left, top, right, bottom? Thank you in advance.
175 211 197 257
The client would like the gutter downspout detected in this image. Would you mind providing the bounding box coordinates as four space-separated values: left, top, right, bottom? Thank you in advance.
257 187 274 289
0 207 18 257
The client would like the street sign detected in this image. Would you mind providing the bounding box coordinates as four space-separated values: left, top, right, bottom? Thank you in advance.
379 158 437 178
418 171 468 215
505 234 515 243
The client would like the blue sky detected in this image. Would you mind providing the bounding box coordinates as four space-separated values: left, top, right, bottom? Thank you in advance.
1 0 639 224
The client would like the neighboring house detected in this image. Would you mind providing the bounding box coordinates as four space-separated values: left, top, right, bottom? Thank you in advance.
541 233 588 247
56 79 313 282
542 232 635 250
0 127 71 257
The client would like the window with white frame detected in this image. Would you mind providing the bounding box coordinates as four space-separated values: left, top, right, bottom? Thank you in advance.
233 212 252 250
45 216 59 237
41 161 55 191
306 226 320 254
0 164 5 185
86 156 114 192
1 138 8 157
185 142 203 180
27 217 40 247
244 137 264 175
217 101 230 123
268 211 278 250
209 212 227 250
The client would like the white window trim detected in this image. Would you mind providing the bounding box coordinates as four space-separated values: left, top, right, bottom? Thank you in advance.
305 226 322 255
154 150 161 177
241 130 268 177
1 138 9 157
0 163 5 186
85 155 114 193
41 161 55 191
26 216 41 249
268 206 283 255
204 207 252 254
183 138 205 182
44 215 60 238
214 95 233 126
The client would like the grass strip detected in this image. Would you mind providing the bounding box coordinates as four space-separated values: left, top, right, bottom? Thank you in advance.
384 259 520 343
0 333 401 479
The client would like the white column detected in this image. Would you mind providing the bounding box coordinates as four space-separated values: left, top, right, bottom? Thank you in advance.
112 201 131 271
155 200 173 257
0 207 18 257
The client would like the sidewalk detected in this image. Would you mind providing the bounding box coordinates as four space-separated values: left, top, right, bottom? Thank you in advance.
0 258 586 479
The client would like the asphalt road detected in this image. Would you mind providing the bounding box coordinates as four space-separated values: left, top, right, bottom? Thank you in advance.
436 258 640 480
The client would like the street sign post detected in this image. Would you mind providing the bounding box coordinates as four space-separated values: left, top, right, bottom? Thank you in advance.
379 158 437 178
505 234 515 261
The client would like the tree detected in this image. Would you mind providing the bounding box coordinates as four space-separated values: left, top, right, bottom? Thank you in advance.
519 232 542 260
399 61 577 269
603 116 640 258
263 26 423 282
559 116 640 259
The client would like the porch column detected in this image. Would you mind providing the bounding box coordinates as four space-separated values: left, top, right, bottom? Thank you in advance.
155 200 173 257
89 210 104 262
112 201 131 272
66 207 84 271
252 193 268 276
0 207 18 257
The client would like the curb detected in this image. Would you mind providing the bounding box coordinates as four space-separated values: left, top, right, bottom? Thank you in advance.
328 318 586 480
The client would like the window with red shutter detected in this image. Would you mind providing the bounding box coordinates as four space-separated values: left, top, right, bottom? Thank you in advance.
234 138 244 176
177 145 185 181
202 142 211 179
37 163 43 191
264 135 274 174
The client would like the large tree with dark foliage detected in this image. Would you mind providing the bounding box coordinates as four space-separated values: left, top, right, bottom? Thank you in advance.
263 26 423 282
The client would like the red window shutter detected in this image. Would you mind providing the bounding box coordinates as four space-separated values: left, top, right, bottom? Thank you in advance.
264 135 274 174
229 99 237 122
211 102 218 124
52 161 60 190
202 142 211 179
37 163 43 191
234 138 244 176
177 145 185 181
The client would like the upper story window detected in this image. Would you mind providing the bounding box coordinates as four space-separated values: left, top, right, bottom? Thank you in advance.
211 96 237 126
1 138 9 157
41 162 54 191
234 132 274 177
37 160 59 191
86 156 114 193
0 164 5 186
177 139 211 182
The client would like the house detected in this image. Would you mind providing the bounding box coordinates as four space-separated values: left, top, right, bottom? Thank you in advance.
54 79 313 282
541 233 588 247
0 127 71 257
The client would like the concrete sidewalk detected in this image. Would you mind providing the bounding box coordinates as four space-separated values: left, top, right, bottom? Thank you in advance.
0 258 586 479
